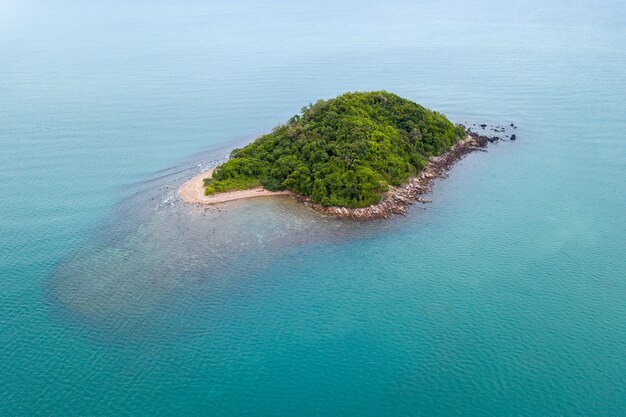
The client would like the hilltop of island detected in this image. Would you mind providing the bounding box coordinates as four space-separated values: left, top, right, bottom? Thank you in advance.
207 91 465 206
181 91 511 219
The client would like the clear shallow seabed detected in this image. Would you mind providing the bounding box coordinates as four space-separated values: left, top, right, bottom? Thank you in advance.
1 0 625 415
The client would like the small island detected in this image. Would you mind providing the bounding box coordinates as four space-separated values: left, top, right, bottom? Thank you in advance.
180 91 505 219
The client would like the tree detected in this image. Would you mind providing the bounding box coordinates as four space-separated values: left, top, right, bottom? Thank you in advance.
206 91 466 208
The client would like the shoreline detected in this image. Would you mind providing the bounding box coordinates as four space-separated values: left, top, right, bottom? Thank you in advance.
179 168 292 205
179 132 503 219
297 133 499 219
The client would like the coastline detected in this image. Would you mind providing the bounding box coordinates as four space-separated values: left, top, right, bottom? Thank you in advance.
179 168 292 205
179 132 501 219
297 133 499 219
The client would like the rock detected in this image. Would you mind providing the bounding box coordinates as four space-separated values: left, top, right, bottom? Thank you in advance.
510 134 516 140
302 132 500 220
480 124 487 128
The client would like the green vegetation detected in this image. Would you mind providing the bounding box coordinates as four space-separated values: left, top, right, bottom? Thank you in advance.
203 176 260 195
205 91 466 207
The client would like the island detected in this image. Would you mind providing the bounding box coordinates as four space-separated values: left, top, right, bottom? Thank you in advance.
180 91 505 219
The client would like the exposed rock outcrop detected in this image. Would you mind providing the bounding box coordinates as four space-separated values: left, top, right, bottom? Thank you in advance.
298 128 510 220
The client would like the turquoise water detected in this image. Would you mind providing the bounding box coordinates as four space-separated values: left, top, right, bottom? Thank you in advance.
1 0 625 415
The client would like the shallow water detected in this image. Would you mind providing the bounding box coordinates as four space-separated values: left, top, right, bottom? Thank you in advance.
1 0 625 415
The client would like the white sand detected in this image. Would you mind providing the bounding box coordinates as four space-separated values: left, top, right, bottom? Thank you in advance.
179 168 291 205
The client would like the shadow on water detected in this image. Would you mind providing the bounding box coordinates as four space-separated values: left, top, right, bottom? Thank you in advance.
47 144 405 338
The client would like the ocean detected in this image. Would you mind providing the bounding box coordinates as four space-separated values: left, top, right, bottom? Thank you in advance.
1 0 624 415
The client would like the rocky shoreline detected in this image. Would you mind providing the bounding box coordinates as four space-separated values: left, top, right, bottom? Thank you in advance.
180 123 515 220
297 127 511 220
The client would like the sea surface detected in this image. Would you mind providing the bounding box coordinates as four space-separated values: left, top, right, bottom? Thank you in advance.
1 0 625 415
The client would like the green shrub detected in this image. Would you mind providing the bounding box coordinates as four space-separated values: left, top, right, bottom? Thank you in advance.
204 177 260 195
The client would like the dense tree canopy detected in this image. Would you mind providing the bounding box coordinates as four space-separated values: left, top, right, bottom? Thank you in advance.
206 91 466 208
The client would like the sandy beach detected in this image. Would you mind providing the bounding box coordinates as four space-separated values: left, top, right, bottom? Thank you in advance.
179 168 292 205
